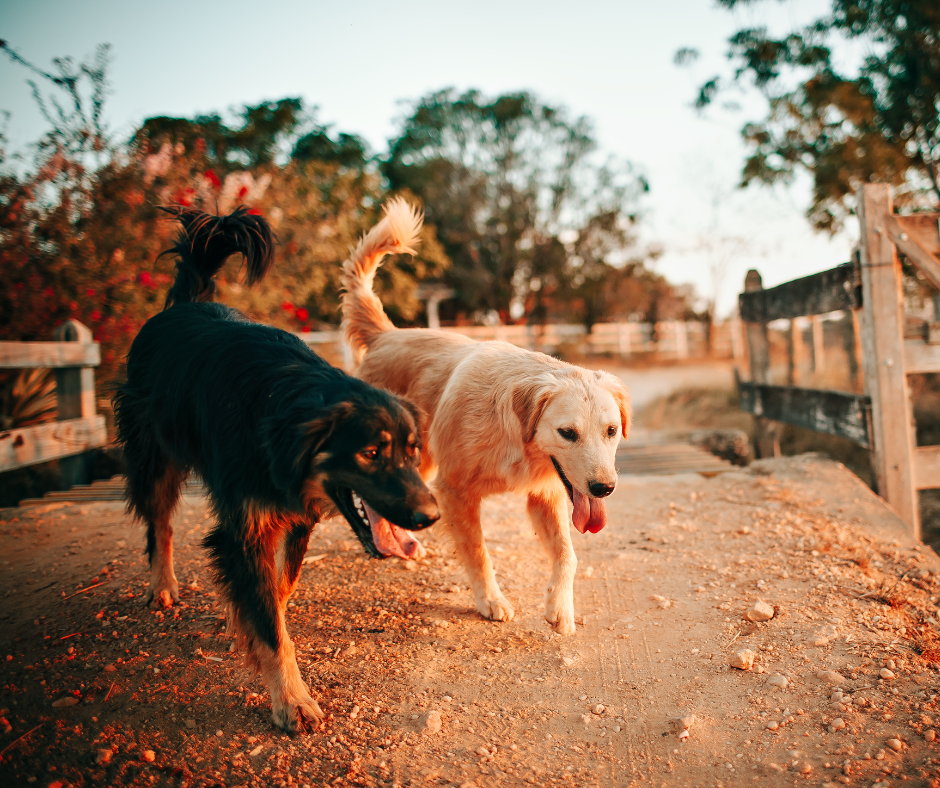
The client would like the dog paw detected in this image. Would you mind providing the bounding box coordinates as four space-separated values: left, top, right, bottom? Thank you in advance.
271 696 325 734
477 595 515 623
143 581 179 608
544 600 576 636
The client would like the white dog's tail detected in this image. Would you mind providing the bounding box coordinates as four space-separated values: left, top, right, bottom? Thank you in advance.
340 197 423 358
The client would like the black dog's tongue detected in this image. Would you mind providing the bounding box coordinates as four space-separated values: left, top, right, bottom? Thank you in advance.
362 502 422 559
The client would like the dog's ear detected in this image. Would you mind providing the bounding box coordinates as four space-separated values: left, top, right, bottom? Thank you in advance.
396 396 427 437
266 401 355 491
595 371 632 438
512 379 556 443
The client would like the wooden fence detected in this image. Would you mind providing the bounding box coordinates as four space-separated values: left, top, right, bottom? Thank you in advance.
738 183 940 537
0 320 108 476
299 319 744 371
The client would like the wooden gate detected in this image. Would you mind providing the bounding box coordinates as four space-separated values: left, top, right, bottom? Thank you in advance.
739 184 940 537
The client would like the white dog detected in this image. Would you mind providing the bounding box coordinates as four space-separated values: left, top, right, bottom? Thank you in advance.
340 199 631 634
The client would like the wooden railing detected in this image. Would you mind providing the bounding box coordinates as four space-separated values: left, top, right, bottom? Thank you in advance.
0 320 108 474
299 319 744 370
738 183 940 537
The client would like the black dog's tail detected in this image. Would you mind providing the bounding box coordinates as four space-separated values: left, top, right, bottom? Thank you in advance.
159 206 276 310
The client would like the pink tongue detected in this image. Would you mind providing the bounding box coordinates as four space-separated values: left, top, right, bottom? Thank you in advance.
363 501 421 559
571 488 608 534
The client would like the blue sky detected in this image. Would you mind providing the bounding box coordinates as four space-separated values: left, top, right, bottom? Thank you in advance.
0 0 854 316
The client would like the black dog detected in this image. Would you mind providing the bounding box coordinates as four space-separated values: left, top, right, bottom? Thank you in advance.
114 206 439 732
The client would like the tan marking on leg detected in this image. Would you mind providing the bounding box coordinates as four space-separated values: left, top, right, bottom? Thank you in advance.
528 486 577 635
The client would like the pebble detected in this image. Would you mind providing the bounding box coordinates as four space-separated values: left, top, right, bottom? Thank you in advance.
828 718 846 732
744 600 774 622
879 668 895 680
52 697 78 708
141 749 156 763
421 710 442 735
729 649 756 670
249 744 264 757
475 745 490 757
678 729 689 741
649 594 671 609
670 715 696 732
792 761 812 774
350 705 360 720
578 694 587 701
765 721 779 731
766 674 789 690
925 729 937 742
433 620 450 629
104 664 117 673
885 738 903 752
185 719 196 729
816 670 847 686
95 748 112 765
593 704 605 715
561 656 576 667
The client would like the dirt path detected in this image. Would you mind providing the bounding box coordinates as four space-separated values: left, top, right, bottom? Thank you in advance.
2 455 940 788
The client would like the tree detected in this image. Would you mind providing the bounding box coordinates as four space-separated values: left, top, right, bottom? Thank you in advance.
685 0 940 231
383 89 650 324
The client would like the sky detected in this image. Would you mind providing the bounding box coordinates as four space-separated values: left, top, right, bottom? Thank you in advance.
0 0 856 317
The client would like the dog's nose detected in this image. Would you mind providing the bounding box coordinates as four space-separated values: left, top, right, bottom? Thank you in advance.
412 507 440 529
588 481 615 498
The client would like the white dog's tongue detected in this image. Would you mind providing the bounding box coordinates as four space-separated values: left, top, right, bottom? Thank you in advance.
363 501 421 559
571 489 608 534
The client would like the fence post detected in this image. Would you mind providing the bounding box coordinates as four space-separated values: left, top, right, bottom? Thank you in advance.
857 184 919 534
811 315 825 375
787 318 804 386
52 319 97 488
743 270 778 458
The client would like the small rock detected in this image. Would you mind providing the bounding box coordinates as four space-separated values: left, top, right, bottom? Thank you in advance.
580 714 592 726
141 749 156 763
433 620 450 629
475 745 490 757
885 738 903 752
816 670 847 686
670 714 696 732
650 594 671 609
765 720 779 731
584 567 595 578
52 697 78 708
185 719 196 729
791 761 812 774
95 748 112 765
677 729 690 741
744 600 774 622
561 656 576 667
421 710 442 735
925 729 937 742
350 705 360 720
879 668 895 680
766 674 789 690
249 744 264 757
829 718 846 732
593 704 605 715
578 694 587 701
729 649 756 670
104 664 116 673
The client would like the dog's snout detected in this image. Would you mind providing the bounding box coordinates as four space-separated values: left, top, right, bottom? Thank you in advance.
588 480 615 498
412 506 440 529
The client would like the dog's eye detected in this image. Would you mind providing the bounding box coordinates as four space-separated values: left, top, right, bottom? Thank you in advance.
607 425 619 438
359 448 378 462
557 428 578 442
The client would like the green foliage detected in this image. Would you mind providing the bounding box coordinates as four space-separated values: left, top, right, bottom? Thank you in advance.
383 88 653 326
689 0 940 231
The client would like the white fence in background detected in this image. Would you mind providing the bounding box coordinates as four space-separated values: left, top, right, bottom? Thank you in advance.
298 319 744 371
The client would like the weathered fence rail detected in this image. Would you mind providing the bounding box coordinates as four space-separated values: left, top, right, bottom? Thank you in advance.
0 320 107 475
299 319 744 370
739 183 940 536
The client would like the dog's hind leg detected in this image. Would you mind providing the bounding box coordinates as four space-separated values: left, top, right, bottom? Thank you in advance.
205 510 322 734
528 486 577 636
436 481 514 623
122 434 187 608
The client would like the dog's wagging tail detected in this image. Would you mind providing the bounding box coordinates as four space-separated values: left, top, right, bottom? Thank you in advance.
114 205 438 732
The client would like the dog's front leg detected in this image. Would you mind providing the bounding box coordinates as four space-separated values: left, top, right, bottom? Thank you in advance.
528 488 577 636
437 482 514 623
207 514 323 734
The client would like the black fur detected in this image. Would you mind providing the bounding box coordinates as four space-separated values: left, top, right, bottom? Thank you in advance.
113 206 438 732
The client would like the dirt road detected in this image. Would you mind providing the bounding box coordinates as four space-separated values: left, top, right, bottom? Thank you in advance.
2 455 940 787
